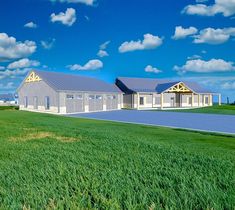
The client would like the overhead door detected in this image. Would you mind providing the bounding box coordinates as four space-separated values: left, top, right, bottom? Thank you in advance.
66 94 84 113
106 94 118 110
89 95 103 112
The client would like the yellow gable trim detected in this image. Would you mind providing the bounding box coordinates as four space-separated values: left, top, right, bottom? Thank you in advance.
166 82 192 93
25 71 42 83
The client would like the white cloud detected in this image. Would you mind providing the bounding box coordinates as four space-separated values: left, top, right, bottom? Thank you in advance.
0 68 30 80
0 82 15 90
172 26 198 40
99 41 110 50
84 15 90 21
50 0 95 6
24 22 37 28
221 81 235 89
174 58 235 73
97 50 109 57
193 27 235 44
41 38 56 49
7 58 40 69
50 8 76 26
182 0 235 17
97 41 110 57
196 0 208 2
0 33 36 62
145 65 162 73
118 34 163 53
67 59 103 70
187 55 202 60
0 66 5 70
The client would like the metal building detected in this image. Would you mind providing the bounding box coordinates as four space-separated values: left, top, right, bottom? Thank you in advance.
18 70 123 114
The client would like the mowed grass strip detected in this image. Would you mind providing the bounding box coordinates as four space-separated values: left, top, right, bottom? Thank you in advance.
0 110 234 209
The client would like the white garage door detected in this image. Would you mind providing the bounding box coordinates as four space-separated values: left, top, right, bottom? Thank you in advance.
66 94 84 113
89 95 103 112
106 94 118 110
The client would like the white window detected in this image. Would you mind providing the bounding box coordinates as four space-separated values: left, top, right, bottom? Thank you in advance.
66 94 74 99
76 95 83 100
89 95 95 100
139 97 144 105
107 95 116 100
96 95 102 100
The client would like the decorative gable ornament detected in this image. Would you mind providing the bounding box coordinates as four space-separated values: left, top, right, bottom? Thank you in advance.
167 82 192 93
25 71 42 83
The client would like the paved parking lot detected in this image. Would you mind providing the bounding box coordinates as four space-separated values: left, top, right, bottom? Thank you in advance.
68 110 235 135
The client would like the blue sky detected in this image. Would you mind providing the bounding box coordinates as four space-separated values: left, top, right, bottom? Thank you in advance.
0 0 235 102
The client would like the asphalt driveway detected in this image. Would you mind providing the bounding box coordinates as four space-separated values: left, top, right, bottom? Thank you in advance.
68 110 235 135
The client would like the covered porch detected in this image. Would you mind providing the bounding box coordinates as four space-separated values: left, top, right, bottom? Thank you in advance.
135 82 221 109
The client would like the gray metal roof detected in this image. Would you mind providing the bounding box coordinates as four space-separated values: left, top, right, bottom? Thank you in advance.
116 77 213 94
33 70 121 93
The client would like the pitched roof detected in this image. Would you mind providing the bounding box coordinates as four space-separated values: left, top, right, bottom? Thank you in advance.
116 77 213 94
30 70 121 93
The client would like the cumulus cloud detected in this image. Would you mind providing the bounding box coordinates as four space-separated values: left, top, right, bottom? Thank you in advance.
67 59 103 70
97 40 110 57
0 82 15 90
0 66 5 70
24 22 37 28
50 0 95 6
99 41 110 50
145 65 162 73
50 8 76 26
7 58 40 69
193 27 235 44
97 50 109 57
118 34 163 53
41 38 56 49
0 33 36 62
172 26 235 44
221 81 235 89
182 0 235 17
187 55 202 60
0 68 30 80
172 26 198 40
174 58 235 73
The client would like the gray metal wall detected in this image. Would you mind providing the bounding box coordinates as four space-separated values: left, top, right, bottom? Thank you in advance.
18 80 59 113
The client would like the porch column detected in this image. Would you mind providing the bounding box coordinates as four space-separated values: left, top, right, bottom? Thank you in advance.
161 93 164 109
198 94 200 107
137 93 139 109
218 94 221 106
191 93 194 107
209 95 212 106
202 95 205 106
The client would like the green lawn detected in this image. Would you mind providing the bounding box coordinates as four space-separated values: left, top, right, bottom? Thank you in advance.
162 105 235 115
0 110 235 209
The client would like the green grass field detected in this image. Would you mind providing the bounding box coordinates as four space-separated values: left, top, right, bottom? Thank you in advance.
0 110 235 209
163 105 235 115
